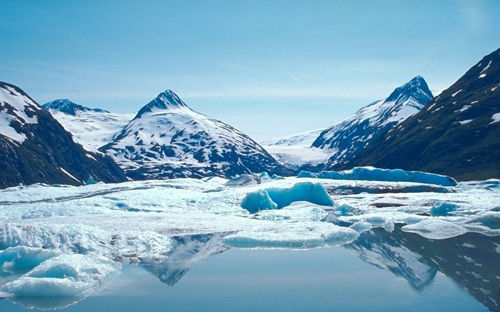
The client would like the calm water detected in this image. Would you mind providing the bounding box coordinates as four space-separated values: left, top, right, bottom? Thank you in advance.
1 227 498 312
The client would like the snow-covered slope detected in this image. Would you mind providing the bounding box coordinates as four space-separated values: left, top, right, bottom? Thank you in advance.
261 129 331 169
0 81 126 188
101 90 285 179
262 128 324 147
0 83 39 143
43 99 133 152
312 76 433 169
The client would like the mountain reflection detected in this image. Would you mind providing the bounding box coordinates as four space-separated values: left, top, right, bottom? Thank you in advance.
139 232 230 286
3 229 499 311
344 226 500 312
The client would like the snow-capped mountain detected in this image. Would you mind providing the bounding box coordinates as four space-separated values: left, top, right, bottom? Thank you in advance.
43 99 109 115
261 129 331 169
101 90 286 179
312 76 433 169
352 48 500 180
43 99 133 152
0 81 126 188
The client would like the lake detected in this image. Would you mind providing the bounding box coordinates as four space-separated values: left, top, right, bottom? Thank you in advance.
1 226 497 312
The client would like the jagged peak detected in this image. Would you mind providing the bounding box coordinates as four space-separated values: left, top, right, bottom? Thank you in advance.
134 89 188 119
386 76 433 103
42 99 109 115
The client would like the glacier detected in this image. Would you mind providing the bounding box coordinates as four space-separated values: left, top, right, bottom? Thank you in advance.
0 170 499 308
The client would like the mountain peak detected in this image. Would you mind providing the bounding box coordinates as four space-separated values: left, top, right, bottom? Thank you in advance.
135 89 188 119
42 99 109 115
386 76 433 103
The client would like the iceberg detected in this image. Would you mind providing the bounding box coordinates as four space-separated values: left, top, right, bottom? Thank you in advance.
402 219 467 239
0 254 120 298
0 247 59 274
298 167 457 186
350 221 372 233
240 182 334 213
224 222 359 249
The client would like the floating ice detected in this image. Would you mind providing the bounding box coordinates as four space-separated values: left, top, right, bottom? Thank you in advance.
402 219 467 239
240 182 334 213
224 222 359 249
298 167 457 186
254 202 329 222
430 202 458 216
0 254 120 298
241 190 277 213
0 223 110 253
350 221 372 233
467 211 500 230
0 247 59 274
384 220 395 232
0 173 499 307
335 204 354 216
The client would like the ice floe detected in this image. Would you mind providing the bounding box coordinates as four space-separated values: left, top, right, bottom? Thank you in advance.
0 172 499 307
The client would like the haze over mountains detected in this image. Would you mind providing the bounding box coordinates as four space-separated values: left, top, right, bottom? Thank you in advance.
0 48 498 188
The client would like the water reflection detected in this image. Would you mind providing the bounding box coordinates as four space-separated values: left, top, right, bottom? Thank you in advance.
139 232 229 286
345 226 500 311
2 228 499 311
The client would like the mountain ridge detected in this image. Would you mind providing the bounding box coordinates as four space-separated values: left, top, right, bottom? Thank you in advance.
349 48 500 180
311 76 434 169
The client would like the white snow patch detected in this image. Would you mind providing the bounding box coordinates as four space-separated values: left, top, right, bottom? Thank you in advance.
490 112 500 124
59 168 80 183
451 89 462 97
0 85 40 143
459 119 473 125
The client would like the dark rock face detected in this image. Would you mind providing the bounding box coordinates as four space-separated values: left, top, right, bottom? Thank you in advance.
350 48 500 180
101 90 290 179
0 82 126 188
312 76 433 169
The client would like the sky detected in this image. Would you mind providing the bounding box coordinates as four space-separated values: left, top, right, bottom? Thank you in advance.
1 0 499 141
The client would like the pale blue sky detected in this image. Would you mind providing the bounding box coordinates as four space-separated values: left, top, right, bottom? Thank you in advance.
1 0 499 140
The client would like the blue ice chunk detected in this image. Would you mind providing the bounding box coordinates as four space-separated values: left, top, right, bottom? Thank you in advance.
335 204 354 216
430 202 458 216
298 167 457 187
259 172 271 180
241 190 277 214
267 182 334 208
240 182 334 213
0 247 59 274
